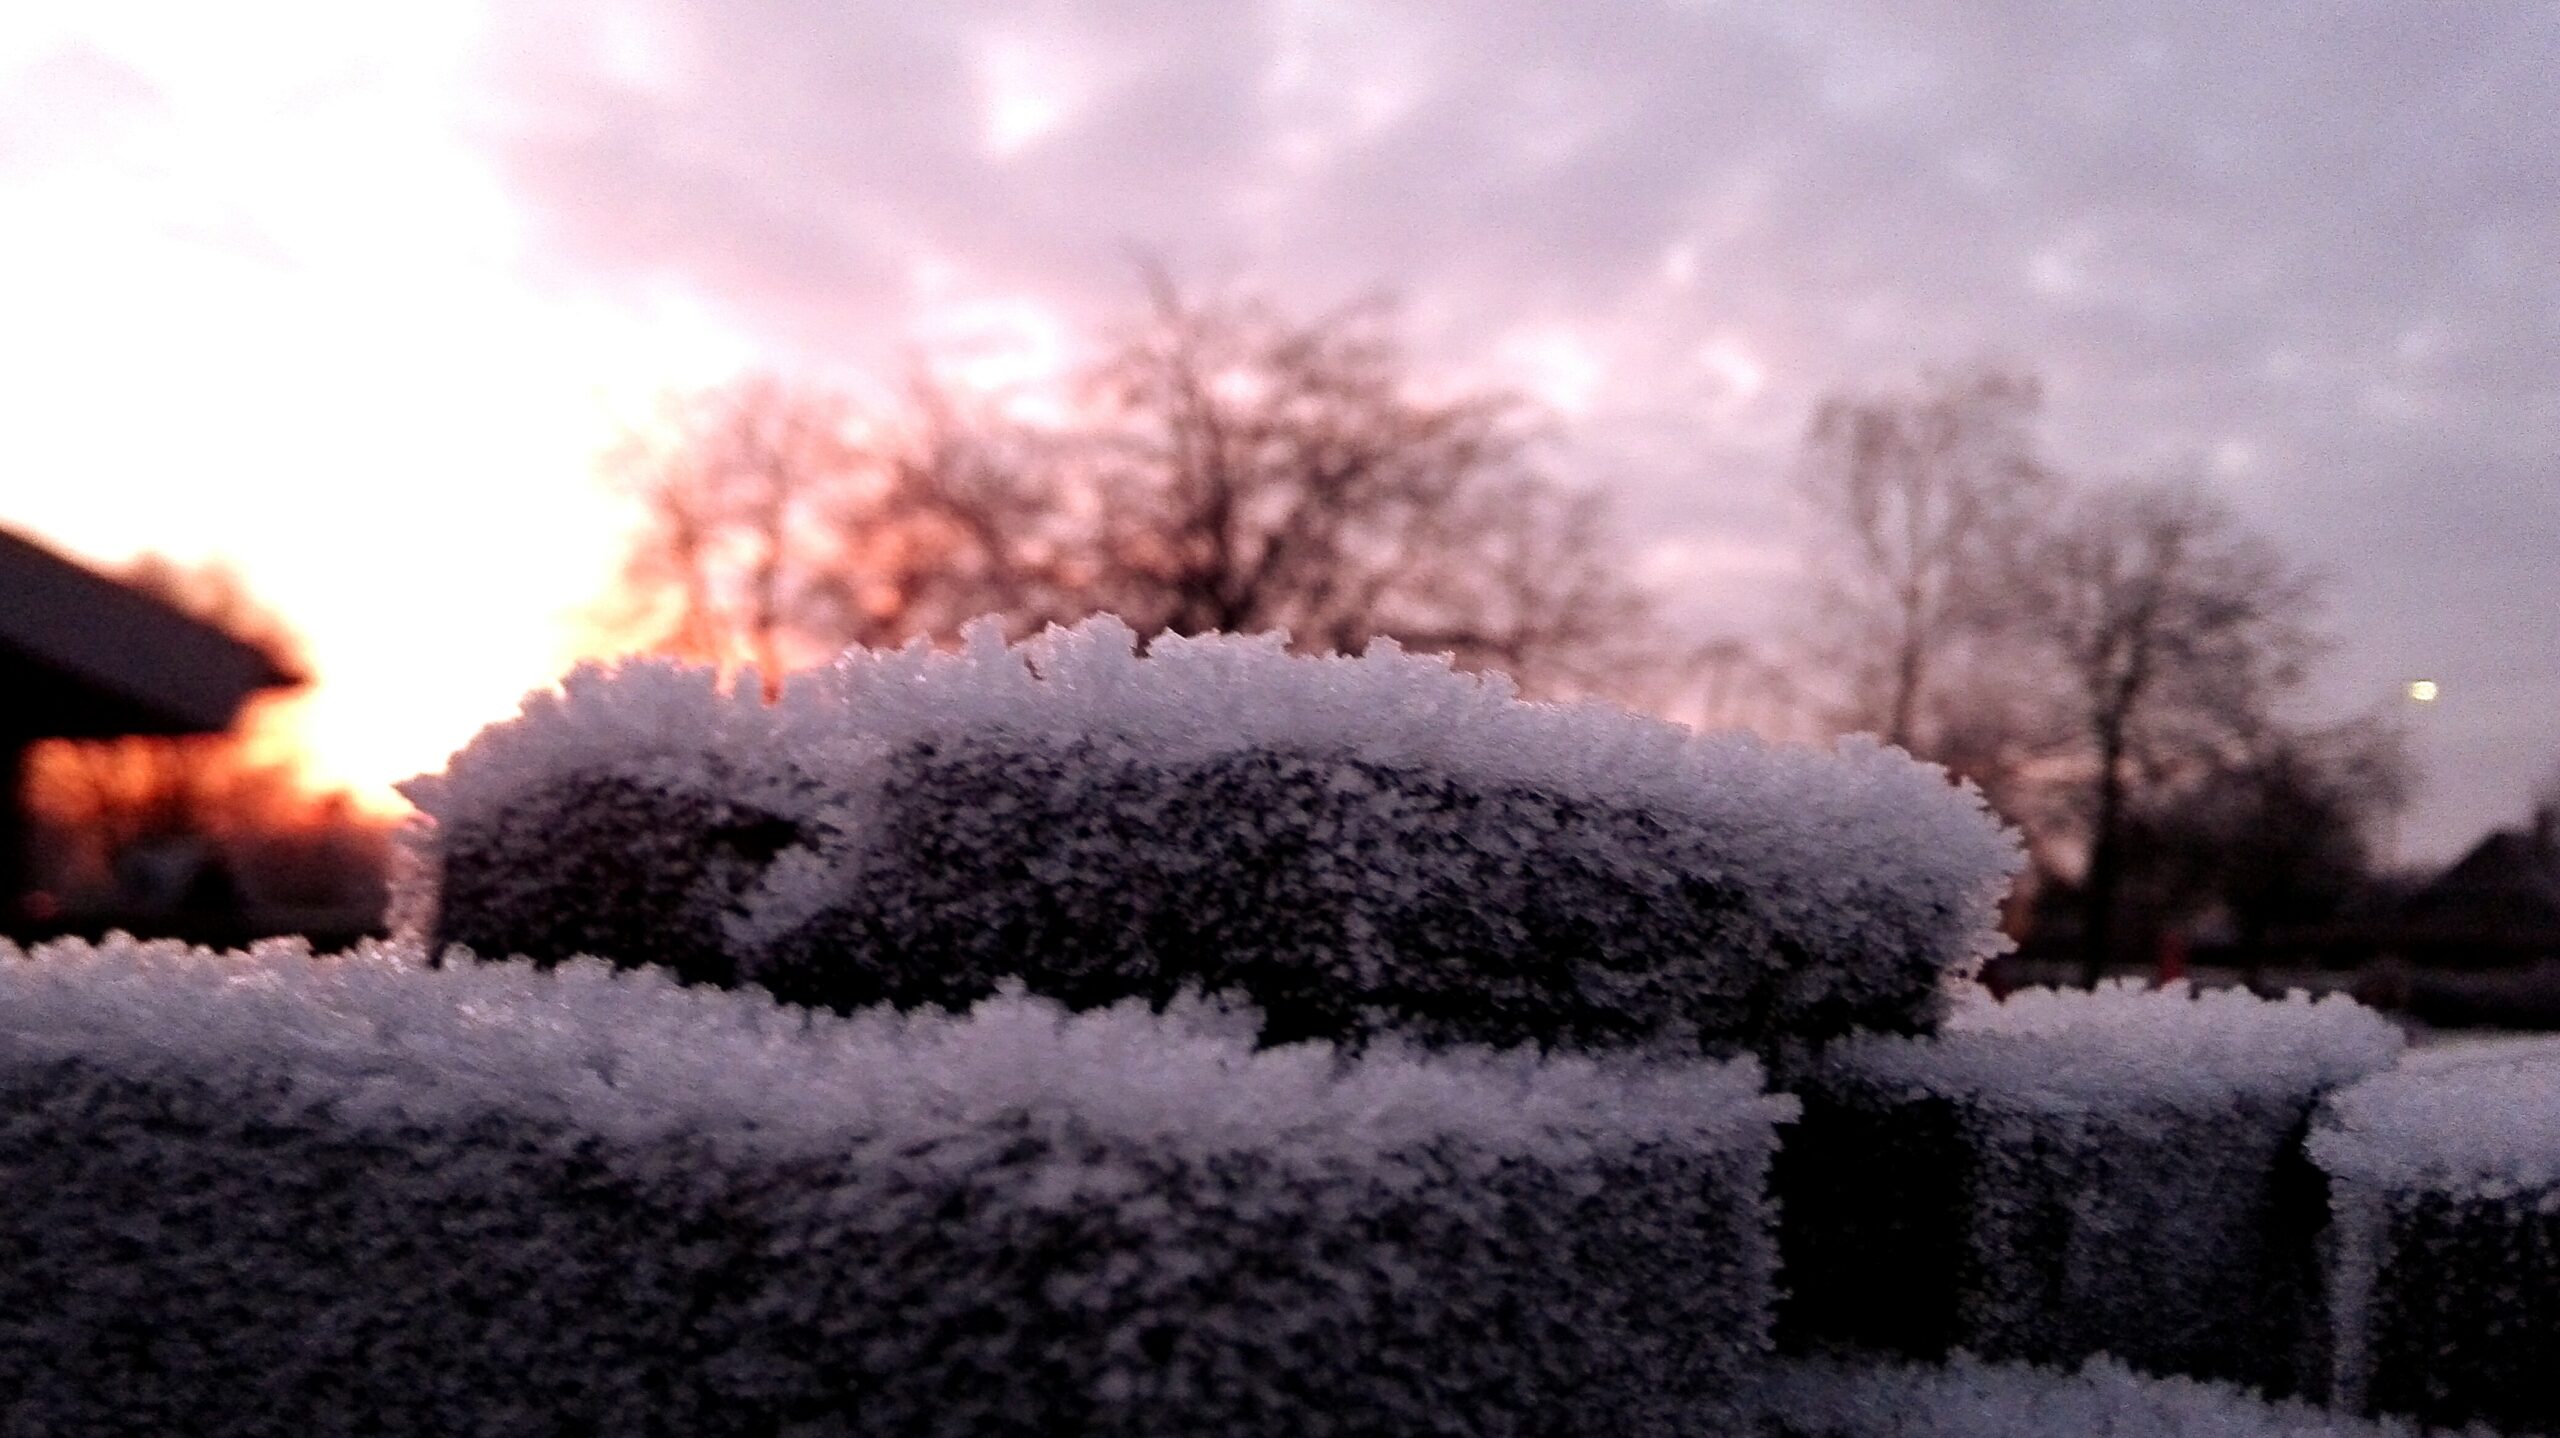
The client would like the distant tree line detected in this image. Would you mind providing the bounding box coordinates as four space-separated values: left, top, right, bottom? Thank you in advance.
594 277 1651 701
5 279 2428 975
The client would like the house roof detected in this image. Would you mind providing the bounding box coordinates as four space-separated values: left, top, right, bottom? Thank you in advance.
2400 818 2560 936
0 527 300 741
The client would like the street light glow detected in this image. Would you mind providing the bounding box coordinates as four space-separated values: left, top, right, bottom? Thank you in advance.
2407 680 2440 703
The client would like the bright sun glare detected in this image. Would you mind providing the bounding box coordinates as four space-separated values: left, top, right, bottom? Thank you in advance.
0 0 1112 816
0 3 760 812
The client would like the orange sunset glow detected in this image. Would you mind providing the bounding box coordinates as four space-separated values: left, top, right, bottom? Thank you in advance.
2 6 717 806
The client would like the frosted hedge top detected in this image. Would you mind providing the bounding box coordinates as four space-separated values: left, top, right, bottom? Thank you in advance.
405 617 2020 1014
0 935 1786 1164
1813 982 2405 1113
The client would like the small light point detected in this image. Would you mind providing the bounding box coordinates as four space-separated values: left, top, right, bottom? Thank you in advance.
2406 680 2440 704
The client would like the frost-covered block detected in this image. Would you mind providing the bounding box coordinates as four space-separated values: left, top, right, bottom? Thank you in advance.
0 935 1792 1438
745 732 1819 1050
408 661 824 990
1754 1354 2434 1438
433 764 809 990
2312 1043 2560 1433
405 617 2018 1053
1777 983 2402 1396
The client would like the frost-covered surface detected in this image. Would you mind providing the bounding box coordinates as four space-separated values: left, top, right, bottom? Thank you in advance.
2312 1045 2560 1193
0 934 1790 1437
1755 1355 2444 1438
1834 982 2405 1112
1778 984 2402 1397
406 617 2019 1052
2313 1050 2560 1433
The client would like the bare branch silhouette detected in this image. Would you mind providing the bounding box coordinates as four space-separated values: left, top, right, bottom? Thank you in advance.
596 279 1657 698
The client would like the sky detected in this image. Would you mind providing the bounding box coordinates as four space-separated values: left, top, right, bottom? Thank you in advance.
1 1 2554 864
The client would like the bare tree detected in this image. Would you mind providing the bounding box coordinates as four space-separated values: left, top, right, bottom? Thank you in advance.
598 369 1112 687
1797 369 2411 970
597 281 1656 697
860 378 1090 635
1064 278 1647 689
2018 481 2325 979
1798 367 2052 752
2144 715 2413 955
1922 640 2078 870
1633 635 1809 741
596 375 869 691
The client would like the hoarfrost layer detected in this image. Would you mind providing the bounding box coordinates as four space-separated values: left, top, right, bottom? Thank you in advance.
2310 1044 2560 1194
407 617 2020 1051
0 935 1789 1436
1830 982 2405 1113
0 935 1784 1160
1757 1356 2439 1438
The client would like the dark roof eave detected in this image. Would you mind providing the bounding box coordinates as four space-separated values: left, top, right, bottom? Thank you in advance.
0 528 299 738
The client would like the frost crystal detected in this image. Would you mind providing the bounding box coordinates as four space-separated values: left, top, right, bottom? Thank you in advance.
1836 981 2404 1112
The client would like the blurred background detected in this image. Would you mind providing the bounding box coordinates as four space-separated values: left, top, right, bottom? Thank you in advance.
3 3 2554 1021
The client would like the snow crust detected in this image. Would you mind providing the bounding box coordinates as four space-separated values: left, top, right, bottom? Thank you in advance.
405 616 2020 1051
1757 1355 2441 1438
0 933 1789 1436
